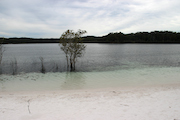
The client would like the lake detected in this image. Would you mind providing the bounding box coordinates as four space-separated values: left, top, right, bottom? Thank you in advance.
1 43 180 91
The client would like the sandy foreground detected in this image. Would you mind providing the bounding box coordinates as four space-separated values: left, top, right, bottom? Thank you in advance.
0 85 180 120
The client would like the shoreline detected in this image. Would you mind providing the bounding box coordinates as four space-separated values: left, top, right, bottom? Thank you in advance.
1 82 180 95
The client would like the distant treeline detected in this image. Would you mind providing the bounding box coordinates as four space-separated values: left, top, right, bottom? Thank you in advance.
1 31 180 44
0 38 59 44
83 31 180 43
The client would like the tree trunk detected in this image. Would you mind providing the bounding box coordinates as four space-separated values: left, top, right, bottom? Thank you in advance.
70 62 75 71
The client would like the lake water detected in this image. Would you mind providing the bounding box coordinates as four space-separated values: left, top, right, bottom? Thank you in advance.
1 44 180 91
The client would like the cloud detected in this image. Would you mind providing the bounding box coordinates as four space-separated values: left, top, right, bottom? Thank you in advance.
0 0 180 38
120 0 180 33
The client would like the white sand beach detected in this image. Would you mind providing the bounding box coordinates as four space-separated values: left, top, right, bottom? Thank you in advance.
1 67 180 120
1 85 180 120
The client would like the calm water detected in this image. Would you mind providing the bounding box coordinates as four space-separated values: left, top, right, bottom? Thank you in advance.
1 43 180 91
1 43 180 73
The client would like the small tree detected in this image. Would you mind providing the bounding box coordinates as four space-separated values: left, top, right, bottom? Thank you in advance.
59 29 87 71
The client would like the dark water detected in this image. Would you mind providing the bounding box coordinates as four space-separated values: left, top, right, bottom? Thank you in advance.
1 43 180 74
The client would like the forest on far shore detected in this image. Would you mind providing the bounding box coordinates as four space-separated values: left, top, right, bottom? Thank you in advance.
1 31 180 44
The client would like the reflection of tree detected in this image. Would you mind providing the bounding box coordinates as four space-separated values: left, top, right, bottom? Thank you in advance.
0 79 5 92
0 38 5 65
10 58 18 75
0 38 5 74
0 64 2 75
39 57 46 74
61 72 85 90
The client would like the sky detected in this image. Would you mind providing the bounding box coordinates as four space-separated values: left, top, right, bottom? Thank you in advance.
0 0 180 38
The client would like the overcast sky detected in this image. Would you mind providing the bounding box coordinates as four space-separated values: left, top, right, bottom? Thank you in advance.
0 0 180 38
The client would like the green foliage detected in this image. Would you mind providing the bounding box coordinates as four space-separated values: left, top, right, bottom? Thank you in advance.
59 29 87 71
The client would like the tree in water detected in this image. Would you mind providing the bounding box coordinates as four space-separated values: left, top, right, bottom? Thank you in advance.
59 29 87 71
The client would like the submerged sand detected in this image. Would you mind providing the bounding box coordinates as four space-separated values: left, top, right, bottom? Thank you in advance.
0 85 180 120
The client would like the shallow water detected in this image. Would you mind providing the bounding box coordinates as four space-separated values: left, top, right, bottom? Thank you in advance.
1 66 180 92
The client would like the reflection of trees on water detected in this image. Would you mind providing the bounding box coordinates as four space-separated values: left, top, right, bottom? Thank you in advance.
0 79 5 92
61 72 85 90
0 57 67 75
10 58 18 75
0 57 93 75
0 64 2 75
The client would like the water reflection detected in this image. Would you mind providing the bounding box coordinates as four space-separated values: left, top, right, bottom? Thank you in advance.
1 44 180 74
61 72 86 90
0 78 5 92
